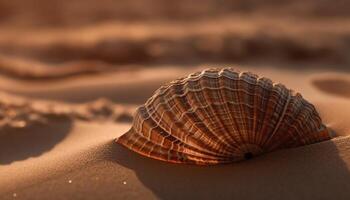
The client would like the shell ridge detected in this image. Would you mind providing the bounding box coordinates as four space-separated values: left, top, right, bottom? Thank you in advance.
217 73 245 149
145 87 274 119
197 73 241 151
261 84 289 146
167 115 236 158
239 72 262 152
288 96 323 144
145 70 280 106
305 102 327 139
187 76 238 152
134 106 200 159
266 94 326 150
152 106 234 157
222 69 247 149
221 70 255 157
266 96 306 149
254 79 274 148
262 89 292 147
249 73 261 144
173 80 239 155
118 130 231 164
134 119 233 161
258 84 291 148
237 72 266 155
117 67 331 165
136 106 180 144
179 76 241 154
234 72 252 152
149 80 236 156
252 76 267 146
295 100 326 144
144 91 258 154
178 108 240 154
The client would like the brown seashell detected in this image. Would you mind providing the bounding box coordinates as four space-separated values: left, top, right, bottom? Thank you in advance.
116 68 331 165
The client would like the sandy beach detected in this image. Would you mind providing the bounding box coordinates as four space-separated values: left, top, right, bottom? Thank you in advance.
0 0 349 199
0 66 349 199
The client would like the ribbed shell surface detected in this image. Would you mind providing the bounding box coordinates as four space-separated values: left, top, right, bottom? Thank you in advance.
116 68 331 165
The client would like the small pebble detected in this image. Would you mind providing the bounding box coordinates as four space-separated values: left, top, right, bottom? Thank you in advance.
68 180 72 183
13 193 17 198
123 181 127 185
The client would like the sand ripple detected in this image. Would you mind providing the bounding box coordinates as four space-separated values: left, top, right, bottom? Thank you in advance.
312 77 350 99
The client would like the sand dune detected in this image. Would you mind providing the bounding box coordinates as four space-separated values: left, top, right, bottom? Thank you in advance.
312 75 350 99
0 116 71 165
0 0 349 28
3 136 350 200
0 17 349 75
0 66 349 199
0 65 346 102
0 120 130 196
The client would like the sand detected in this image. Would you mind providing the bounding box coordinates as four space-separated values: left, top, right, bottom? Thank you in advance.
0 65 349 200
0 0 350 199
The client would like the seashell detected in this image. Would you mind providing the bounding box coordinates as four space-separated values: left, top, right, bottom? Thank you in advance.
116 68 331 165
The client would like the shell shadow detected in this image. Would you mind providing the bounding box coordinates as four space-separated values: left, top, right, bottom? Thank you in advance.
0 116 72 165
312 78 350 99
107 140 350 200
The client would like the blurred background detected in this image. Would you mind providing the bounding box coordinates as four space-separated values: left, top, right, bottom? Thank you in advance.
0 0 349 79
